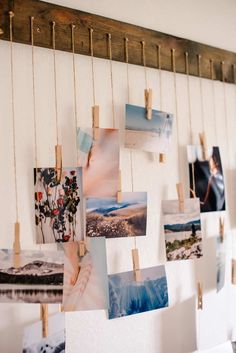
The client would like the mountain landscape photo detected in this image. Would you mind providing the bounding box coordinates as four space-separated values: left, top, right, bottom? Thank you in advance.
0 250 64 303
164 219 202 261
86 192 147 238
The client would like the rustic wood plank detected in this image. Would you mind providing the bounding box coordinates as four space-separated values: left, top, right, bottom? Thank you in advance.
0 0 236 83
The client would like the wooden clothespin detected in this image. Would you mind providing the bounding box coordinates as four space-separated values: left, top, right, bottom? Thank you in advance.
159 153 165 163
199 132 207 160
219 217 224 243
232 259 236 285
132 248 141 282
13 222 21 268
144 88 152 120
78 240 86 257
55 144 62 183
40 304 49 338
117 170 122 203
176 183 184 213
92 105 99 140
197 282 203 310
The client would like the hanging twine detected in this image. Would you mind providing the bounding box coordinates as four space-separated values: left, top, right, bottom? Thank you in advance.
52 21 59 145
124 37 130 104
185 52 193 144
157 45 163 110
185 52 196 196
197 54 205 133
221 61 230 170
107 33 115 128
171 49 181 181
71 24 79 165
89 28 96 107
30 17 38 169
125 36 136 249
210 59 218 145
9 11 19 223
141 40 148 89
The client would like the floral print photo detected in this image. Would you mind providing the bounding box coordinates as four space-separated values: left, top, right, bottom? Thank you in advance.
34 167 84 244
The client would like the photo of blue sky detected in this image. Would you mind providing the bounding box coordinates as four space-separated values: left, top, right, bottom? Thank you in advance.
126 104 173 133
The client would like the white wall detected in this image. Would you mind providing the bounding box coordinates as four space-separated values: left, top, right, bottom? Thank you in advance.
1 1 236 352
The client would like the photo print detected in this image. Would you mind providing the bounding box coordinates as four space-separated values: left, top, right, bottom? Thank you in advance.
0 249 64 303
77 127 119 197
162 198 203 261
86 192 147 238
216 236 226 292
125 104 173 153
62 237 108 311
187 145 225 213
34 167 84 244
23 312 65 353
108 265 168 319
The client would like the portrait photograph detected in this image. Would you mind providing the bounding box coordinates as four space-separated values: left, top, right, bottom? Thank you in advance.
187 145 225 213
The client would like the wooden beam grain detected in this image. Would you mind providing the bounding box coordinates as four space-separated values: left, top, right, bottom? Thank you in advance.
0 0 236 83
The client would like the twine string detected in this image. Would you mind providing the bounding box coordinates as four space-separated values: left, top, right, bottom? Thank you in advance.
71 24 79 165
89 28 96 108
125 36 136 249
141 40 148 89
171 49 181 181
9 12 19 223
107 33 115 128
185 52 196 195
52 21 59 145
157 45 162 110
198 54 205 132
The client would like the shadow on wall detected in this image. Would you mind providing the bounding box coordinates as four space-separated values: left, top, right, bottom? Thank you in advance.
225 169 236 229
159 296 197 353
0 304 27 353
194 232 217 293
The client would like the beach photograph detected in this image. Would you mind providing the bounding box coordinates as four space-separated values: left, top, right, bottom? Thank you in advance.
23 312 65 353
0 249 64 303
86 192 147 238
77 127 119 197
108 265 168 319
62 238 109 311
162 198 203 261
187 145 225 213
34 167 84 244
125 104 173 153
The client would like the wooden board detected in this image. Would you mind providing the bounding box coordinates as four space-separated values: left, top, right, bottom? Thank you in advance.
0 0 236 83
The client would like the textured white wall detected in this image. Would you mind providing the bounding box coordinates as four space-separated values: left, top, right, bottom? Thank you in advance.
0 1 236 352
